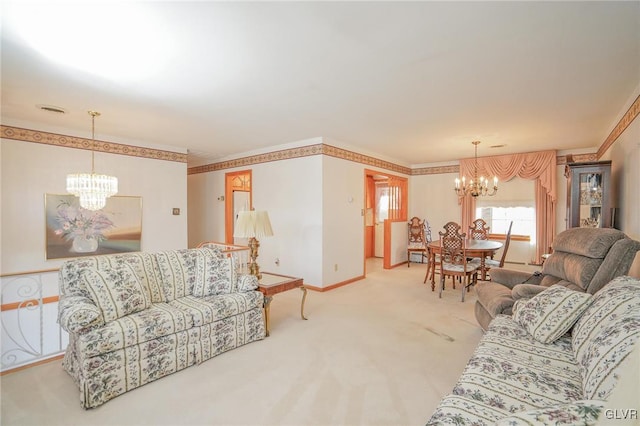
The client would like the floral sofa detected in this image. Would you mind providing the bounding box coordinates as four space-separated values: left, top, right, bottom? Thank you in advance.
58 247 266 408
427 275 640 425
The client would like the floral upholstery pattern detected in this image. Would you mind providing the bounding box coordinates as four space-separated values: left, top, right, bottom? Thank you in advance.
58 295 104 333
495 400 604 426
571 276 640 400
82 264 151 322
237 274 259 292
428 276 640 425
193 250 235 296
512 285 593 344
427 315 584 425
59 248 266 408
75 303 194 358
169 292 263 327
155 249 201 301
59 252 165 303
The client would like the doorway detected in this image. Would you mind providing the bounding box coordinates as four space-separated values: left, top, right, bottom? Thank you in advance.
364 169 408 272
225 170 252 244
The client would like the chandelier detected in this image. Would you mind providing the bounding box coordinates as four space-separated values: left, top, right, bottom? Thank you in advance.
66 111 118 210
454 141 498 197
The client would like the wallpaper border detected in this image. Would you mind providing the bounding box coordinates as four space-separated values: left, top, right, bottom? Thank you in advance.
1 125 188 163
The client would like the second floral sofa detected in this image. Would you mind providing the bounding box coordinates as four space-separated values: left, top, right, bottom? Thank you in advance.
427 275 640 425
58 246 266 408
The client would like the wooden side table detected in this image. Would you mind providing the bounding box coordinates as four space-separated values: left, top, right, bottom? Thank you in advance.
257 272 307 336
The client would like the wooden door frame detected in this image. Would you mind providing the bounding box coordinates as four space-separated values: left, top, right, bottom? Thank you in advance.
363 169 408 273
225 170 252 244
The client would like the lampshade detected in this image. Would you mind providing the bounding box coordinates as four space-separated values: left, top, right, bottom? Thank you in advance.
233 210 274 238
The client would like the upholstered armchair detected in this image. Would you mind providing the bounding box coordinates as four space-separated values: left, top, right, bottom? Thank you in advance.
474 227 640 330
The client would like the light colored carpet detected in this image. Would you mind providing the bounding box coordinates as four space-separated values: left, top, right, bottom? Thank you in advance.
1 259 485 426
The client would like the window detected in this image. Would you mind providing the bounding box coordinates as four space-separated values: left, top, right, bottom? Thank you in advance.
376 185 389 221
476 205 535 241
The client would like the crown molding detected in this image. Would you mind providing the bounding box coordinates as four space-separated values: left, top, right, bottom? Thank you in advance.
1 125 187 163
597 94 640 159
188 143 413 175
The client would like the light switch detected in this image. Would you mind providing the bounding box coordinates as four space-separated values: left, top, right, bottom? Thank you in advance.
172 208 180 215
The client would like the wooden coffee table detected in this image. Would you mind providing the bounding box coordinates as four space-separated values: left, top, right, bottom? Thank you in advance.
257 272 307 336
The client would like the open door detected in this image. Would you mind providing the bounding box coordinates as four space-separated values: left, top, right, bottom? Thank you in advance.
225 170 252 244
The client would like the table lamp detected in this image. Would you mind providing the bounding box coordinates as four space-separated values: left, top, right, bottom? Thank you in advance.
233 210 273 279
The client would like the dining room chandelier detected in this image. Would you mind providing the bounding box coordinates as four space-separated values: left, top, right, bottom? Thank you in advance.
454 141 498 197
66 111 118 210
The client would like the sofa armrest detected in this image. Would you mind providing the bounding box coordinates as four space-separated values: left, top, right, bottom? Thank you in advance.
512 283 547 300
237 274 259 292
58 295 104 333
490 269 540 289
495 400 604 426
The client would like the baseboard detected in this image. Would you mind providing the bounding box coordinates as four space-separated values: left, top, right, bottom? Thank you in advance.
304 275 365 292
1 354 64 376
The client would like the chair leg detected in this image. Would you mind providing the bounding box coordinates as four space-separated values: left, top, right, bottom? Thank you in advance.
439 275 444 298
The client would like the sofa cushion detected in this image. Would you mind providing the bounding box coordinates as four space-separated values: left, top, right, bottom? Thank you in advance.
193 252 235 296
156 249 202 301
494 400 604 426
512 285 593 344
571 276 640 400
168 291 263 327
447 316 583 412
426 394 510 425
82 265 151 322
75 303 194 358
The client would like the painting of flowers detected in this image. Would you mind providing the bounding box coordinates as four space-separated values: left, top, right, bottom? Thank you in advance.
45 194 142 260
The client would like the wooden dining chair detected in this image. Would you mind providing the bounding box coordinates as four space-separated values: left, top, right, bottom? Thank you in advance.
483 221 513 276
424 221 462 286
407 217 429 267
438 229 480 302
468 218 490 240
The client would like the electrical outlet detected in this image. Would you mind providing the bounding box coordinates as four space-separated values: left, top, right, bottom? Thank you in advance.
334 264 338 271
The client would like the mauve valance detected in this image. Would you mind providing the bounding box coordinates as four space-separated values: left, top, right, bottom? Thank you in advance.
459 150 556 201
459 149 557 264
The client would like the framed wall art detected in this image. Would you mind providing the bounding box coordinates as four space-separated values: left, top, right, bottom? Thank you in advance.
45 194 142 260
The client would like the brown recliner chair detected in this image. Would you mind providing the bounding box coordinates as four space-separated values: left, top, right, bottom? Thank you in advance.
474 227 640 331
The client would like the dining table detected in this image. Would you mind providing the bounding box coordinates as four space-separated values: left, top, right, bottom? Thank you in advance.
425 239 503 289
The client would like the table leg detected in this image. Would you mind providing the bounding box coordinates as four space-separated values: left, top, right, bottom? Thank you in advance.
431 251 436 290
300 286 308 320
423 248 431 284
480 257 487 281
264 295 273 337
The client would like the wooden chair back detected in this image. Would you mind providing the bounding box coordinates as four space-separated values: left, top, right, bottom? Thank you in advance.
469 218 490 240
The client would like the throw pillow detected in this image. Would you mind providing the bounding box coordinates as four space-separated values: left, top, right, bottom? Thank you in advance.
237 274 259 292
82 264 150 322
512 284 592 344
571 275 640 400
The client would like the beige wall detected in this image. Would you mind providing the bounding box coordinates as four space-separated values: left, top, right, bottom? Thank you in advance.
602 93 640 277
1 138 188 274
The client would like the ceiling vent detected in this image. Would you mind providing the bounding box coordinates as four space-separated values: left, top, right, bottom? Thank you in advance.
36 104 66 114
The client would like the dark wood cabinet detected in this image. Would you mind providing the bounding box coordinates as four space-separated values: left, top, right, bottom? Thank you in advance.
565 158 612 229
